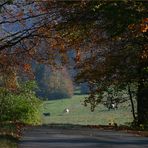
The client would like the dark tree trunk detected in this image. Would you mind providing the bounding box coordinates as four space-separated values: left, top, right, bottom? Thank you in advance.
137 81 148 125
127 82 136 121
137 46 148 125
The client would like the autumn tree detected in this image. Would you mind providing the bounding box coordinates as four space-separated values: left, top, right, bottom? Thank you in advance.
46 1 147 125
49 67 73 99
0 0 85 88
36 65 73 99
71 1 148 125
0 0 147 125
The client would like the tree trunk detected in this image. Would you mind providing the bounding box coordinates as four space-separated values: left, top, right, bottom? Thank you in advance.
127 82 136 122
137 48 148 125
137 81 148 125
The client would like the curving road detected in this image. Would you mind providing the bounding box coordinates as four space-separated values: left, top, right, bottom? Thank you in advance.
18 126 148 148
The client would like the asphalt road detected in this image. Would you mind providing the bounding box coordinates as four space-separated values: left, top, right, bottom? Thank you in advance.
18 126 148 148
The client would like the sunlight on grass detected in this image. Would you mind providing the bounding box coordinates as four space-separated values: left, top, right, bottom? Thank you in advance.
41 95 134 125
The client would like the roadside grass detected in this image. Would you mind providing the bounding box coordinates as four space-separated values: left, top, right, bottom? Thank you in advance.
0 136 17 148
0 123 21 148
41 95 134 126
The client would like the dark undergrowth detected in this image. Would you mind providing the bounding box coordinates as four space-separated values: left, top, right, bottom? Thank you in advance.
0 135 18 148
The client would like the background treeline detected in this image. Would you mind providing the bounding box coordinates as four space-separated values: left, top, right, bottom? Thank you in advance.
35 65 74 100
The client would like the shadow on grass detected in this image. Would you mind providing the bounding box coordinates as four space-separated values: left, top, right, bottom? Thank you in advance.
38 123 123 131
38 123 148 137
39 123 86 129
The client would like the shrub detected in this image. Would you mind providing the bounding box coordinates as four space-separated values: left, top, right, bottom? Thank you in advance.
0 81 42 125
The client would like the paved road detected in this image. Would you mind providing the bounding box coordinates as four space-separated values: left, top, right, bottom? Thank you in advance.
18 126 148 148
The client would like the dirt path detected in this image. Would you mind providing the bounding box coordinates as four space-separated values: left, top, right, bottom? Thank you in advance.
18 126 148 148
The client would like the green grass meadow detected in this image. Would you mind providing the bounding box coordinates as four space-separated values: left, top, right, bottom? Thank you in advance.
41 95 134 126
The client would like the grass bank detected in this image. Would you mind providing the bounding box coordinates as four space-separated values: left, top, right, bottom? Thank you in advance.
0 136 17 148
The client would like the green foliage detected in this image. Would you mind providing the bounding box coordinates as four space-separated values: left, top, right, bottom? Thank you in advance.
7 0 13 4
0 81 42 125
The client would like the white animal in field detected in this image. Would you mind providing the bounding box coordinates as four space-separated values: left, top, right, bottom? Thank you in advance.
111 103 118 110
64 108 70 113
112 103 116 109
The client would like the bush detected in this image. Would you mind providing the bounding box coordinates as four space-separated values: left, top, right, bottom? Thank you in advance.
0 81 42 125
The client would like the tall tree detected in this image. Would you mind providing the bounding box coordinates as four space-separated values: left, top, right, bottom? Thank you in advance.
35 65 74 99
72 1 148 125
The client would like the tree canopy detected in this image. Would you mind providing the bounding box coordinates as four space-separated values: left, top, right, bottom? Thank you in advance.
0 0 147 125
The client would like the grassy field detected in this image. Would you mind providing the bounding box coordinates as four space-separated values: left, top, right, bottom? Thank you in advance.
0 137 17 148
41 95 135 126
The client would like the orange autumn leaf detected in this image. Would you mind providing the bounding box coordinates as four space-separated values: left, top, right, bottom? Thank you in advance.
23 64 31 72
17 11 24 18
141 18 148 33
75 50 81 63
